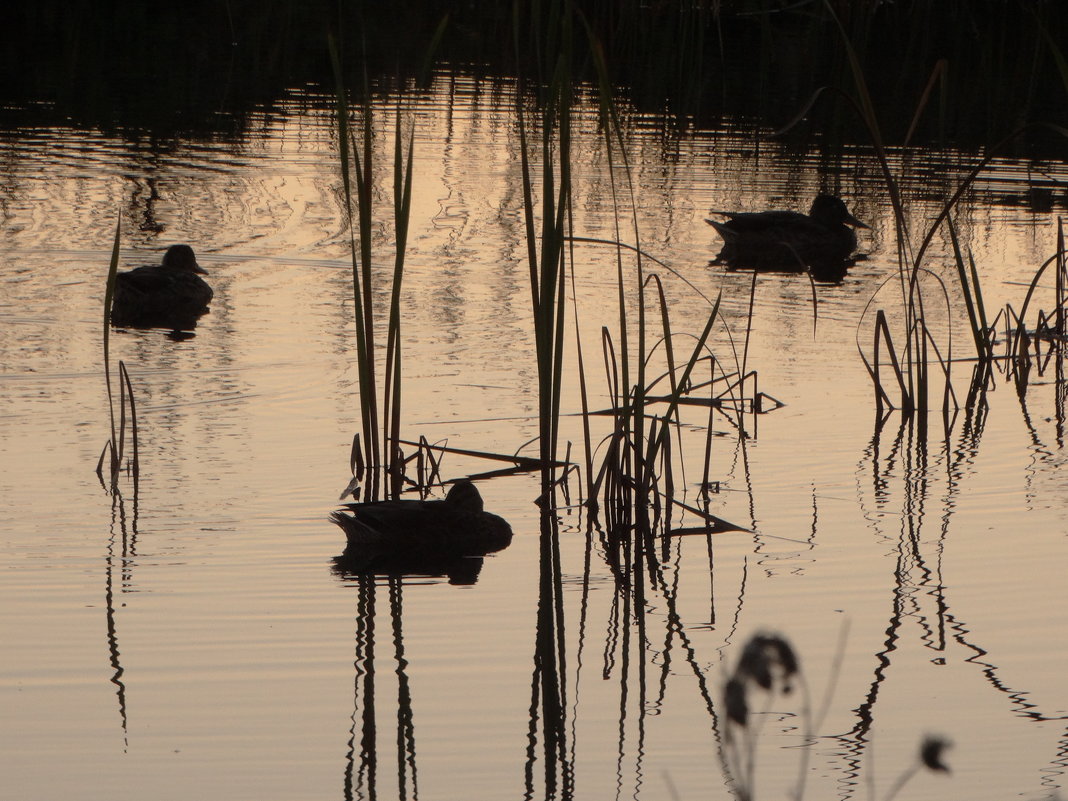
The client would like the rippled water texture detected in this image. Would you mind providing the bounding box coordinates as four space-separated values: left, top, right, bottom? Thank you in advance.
2 75 1068 800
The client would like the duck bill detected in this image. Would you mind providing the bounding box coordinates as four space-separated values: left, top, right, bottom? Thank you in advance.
844 212 869 229
192 263 209 275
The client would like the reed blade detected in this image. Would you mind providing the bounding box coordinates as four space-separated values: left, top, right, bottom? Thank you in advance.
102 217 122 484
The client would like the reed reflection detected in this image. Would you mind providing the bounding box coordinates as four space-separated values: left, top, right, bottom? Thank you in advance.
341 577 420 801
845 376 1068 790
524 507 573 800
851 394 988 738
586 505 727 799
537 424 745 800
1011 319 1068 495
100 472 139 751
332 480 513 799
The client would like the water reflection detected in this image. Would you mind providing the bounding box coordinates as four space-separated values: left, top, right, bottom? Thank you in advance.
1013 332 1068 493
343 579 419 801
715 254 860 286
335 493 512 799
101 478 138 751
525 509 572 800
582 500 732 799
2 63 1068 800
849 376 1068 793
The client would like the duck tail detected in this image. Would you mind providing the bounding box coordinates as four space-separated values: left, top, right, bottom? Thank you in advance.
705 218 737 241
331 510 382 547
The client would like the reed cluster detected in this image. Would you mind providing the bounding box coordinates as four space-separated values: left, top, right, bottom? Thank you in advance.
578 44 763 546
330 36 419 501
317 4 783 562
1001 220 1068 392
799 1 1068 434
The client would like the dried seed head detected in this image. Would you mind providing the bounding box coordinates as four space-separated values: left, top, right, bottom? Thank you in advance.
920 735 952 772
735 633 799 692
764 634 799 693
738 636 773 689
766 635 799 678
724 677 748 727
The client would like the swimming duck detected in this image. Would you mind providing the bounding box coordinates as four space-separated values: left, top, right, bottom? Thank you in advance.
706 195 868 275
331 480 513 571
110 244 213 330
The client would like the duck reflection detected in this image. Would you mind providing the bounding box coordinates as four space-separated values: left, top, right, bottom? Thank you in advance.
110 244 214 334
331 480 513 585
706 194 868 283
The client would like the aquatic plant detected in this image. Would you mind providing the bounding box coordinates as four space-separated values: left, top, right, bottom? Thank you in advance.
513 0 574 494
512 22 765 795
721 632 952 801
329 37 420 500
1006 220 1068 369
791 1 1066 434
512 6 578 794
722 632 806 801
577 19 761 544
97 218 139 490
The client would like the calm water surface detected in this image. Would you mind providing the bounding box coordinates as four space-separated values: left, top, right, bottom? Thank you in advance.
2 74 1067 800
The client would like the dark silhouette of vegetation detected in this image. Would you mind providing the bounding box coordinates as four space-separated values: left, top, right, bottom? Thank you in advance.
1 1 1065 154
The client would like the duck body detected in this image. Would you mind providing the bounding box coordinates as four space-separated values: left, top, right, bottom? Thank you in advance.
331 480 513 577
111 244 213 330
706 195 867 280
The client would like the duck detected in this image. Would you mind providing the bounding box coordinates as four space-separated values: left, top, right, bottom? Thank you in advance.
331 480 513 574
110 244 213 330
706 195 868 277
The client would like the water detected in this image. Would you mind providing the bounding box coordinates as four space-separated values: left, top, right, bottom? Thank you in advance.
2 74 1067 801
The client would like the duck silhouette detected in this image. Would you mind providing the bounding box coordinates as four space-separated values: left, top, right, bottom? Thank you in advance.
331 480 513 582
706 195 868 281
110 244 213 331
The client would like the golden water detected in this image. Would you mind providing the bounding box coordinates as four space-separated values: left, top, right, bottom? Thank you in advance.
2 74 1067 800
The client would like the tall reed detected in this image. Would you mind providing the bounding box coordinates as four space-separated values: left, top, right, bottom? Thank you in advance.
511 12 576 801
807 2 995 431
98 218 139 489
1007 219 1068 364
513 1 574 495
511 0 748 541
330 39 416 500
580 21 748 542
814 0 1068 430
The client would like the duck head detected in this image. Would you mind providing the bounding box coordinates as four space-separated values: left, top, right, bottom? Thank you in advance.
444 479 485 513
162 244 208 275
809 195 869 229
